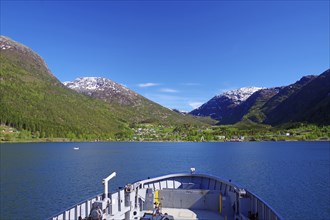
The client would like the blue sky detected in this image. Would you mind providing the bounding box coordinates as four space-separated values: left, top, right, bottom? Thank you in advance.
1 0 329 111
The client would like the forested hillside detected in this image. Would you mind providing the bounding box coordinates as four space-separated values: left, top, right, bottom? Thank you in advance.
0 36 206 140
0 37 132 140
264 70 330 125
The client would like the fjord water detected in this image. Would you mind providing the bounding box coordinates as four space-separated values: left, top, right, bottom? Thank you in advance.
0 142 329 220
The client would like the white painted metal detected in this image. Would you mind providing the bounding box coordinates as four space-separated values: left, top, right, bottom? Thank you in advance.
103 172 116 199
48 171 284 220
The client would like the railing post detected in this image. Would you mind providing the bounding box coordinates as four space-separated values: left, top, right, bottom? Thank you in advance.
103 172 116 199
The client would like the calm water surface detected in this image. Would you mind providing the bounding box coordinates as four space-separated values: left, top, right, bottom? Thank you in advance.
1 142 329 220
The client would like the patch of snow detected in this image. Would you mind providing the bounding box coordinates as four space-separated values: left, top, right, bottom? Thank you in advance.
63 77 139 100
1 44 12 50
218 87 263 103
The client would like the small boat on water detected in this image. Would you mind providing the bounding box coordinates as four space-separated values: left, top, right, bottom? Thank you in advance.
73 147 80 150
48 169 284 220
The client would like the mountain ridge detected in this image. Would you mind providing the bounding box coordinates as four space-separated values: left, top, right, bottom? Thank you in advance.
218 87 263 104
63 77 142 106
190 87 262 120
263 70 330 125
1 35 329 142
0 35 55 79
189 71 329 126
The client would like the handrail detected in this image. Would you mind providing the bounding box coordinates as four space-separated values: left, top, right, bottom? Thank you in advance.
103 172 116 199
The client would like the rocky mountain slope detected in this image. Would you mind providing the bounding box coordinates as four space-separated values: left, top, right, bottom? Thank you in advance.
189 87 262 120
221 87 281 124
261 75 317 117
64 77 142 106
263 70 330 125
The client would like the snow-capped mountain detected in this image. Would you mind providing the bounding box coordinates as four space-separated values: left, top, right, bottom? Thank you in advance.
221 87 263 104
63 77 142 106
63 76 205 126
189 87 262 120
188 72 329 126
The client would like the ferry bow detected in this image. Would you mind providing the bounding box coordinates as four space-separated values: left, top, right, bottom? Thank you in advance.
48 169 284 220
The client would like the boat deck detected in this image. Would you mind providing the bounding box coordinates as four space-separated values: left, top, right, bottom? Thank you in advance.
48 172 284 220
159 208 224 220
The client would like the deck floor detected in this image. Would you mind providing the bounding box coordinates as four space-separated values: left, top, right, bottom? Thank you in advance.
160 208 225 220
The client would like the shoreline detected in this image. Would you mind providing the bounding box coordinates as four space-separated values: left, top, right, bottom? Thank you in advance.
1 138 329 144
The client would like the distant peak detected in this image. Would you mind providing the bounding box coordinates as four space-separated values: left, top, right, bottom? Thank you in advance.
218 87 263 103
63 76 144 106
63 76 132 94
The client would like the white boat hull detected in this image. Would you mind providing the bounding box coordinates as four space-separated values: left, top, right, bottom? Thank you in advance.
48 172 284 220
